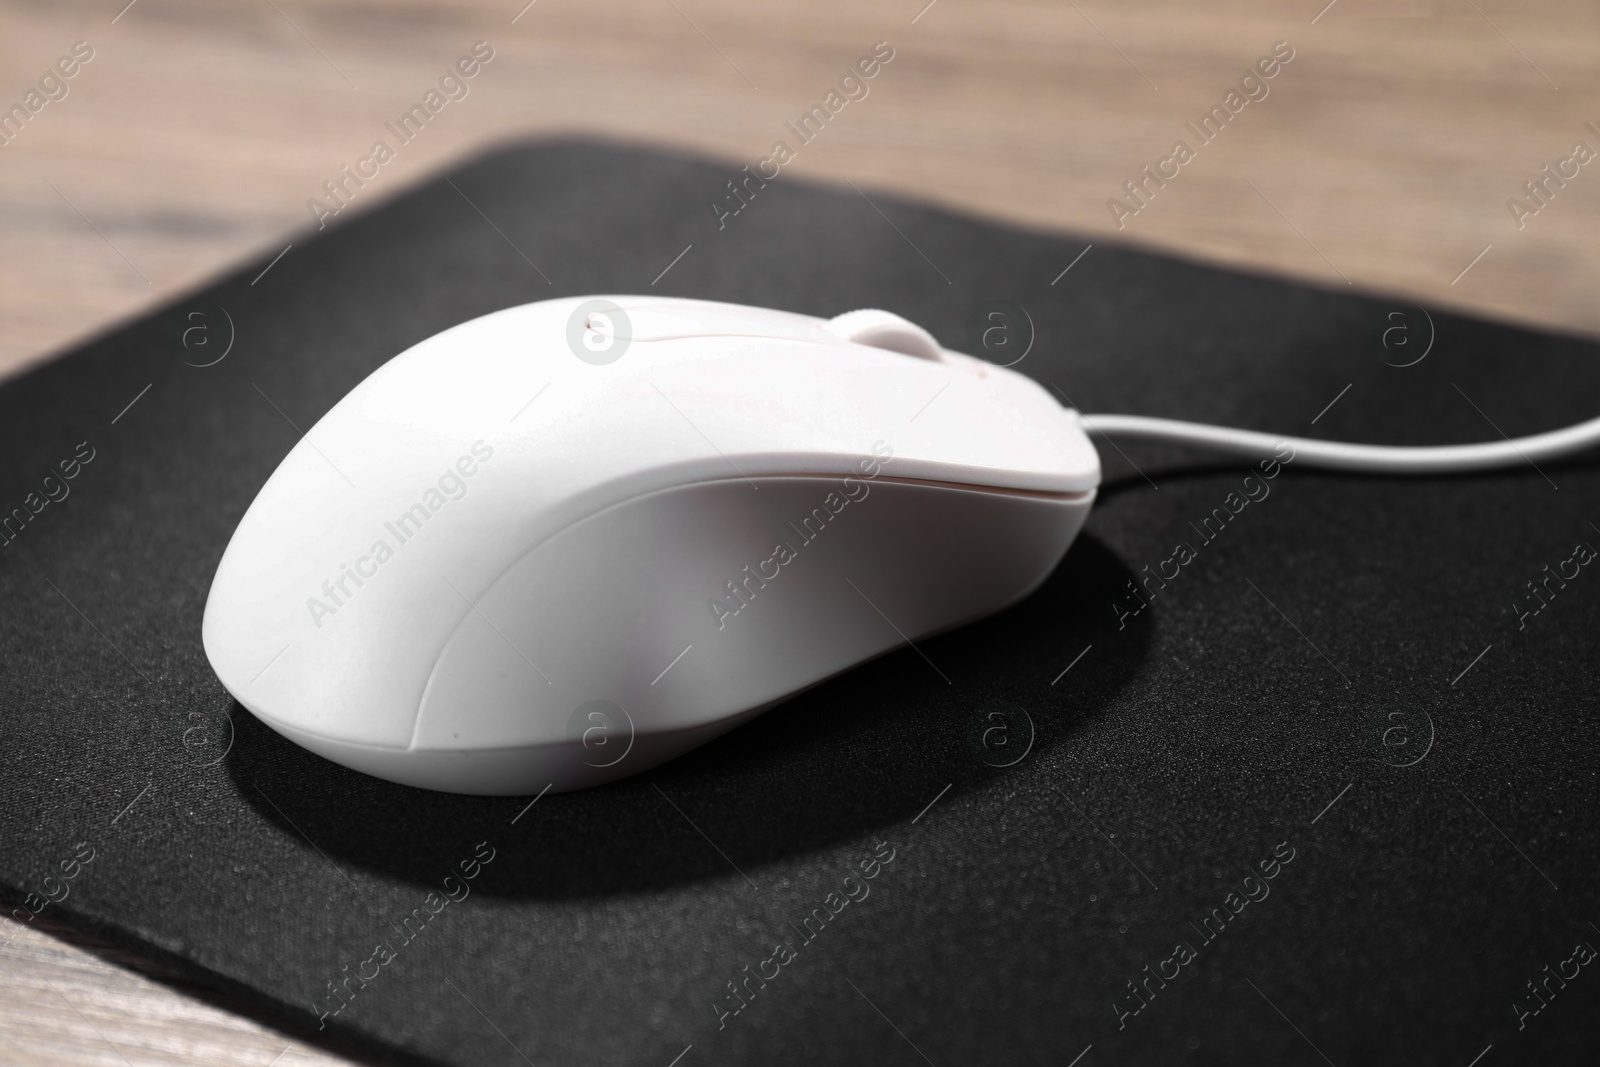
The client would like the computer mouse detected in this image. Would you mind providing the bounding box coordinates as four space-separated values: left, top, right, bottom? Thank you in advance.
203 296 1100 794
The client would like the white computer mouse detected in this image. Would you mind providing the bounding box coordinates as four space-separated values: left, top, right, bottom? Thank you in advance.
202 296 1100 794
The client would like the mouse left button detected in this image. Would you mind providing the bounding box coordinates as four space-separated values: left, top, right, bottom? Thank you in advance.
616 302 838 343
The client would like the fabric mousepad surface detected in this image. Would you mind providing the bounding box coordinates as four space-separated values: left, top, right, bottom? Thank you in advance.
1 139 1597 1066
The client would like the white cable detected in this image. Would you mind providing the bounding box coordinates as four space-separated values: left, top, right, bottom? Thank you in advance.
1075 411 1600 474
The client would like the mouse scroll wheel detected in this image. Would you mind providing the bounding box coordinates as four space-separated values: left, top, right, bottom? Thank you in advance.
826 309 946 361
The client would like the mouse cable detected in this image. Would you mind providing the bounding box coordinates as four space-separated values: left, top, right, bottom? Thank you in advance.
1073 411 1600 475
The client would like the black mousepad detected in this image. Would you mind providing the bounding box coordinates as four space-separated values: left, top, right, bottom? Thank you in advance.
2 139 1597 1067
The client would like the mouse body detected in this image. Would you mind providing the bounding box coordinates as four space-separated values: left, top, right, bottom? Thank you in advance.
203 296 1100 794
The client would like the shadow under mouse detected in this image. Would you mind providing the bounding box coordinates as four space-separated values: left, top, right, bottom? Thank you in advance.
227 534 1147 899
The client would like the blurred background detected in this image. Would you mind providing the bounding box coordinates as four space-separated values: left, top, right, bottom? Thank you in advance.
5 0 1600 383
4 0 1599 1062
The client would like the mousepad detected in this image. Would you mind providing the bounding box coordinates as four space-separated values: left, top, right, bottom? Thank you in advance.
2 138 1597 1067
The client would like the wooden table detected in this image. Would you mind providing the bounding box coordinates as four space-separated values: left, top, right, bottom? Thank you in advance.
4 0 1599 1061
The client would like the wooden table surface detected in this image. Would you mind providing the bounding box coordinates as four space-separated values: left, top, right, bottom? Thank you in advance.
5 0 1600 1061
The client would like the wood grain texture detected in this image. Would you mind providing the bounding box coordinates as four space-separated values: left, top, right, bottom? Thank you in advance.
2 0 1600 382
0 915 353 1066
4 0 1600 1062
